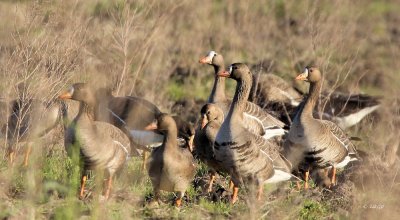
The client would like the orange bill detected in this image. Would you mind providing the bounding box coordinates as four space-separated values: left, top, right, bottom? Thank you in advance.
144 121 157 131
217 70 230 77
295 73 307 81
58 91 72 99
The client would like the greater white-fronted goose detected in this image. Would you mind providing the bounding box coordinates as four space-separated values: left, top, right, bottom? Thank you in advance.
250 71 380 129
146 113 196 207
67 84 194 164
193 103 232 192
199 51 286 139
314 92 380 129
60 85 130 200
284 67 360 188
250 73 303 108
214 63 293 203
2 98 66 166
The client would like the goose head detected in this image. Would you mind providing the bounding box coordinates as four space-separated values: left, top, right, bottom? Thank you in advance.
200 103 224 129
295 66 322 83
199 51 224 67
59 83 96 106
218 63 251 81
144 113 177 134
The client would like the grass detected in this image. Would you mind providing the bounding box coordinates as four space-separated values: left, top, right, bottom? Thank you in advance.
299 200 329 220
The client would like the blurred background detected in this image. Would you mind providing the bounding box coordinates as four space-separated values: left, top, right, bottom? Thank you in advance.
0 0 399 219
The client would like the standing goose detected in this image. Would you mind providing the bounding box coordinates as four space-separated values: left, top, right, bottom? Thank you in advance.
68 84 194 168
146 114 196 207
251 72 380 129
60 85 130 200
199 51 286 139
214 63 293 203
2 98 65 166
315 92 380 129
284 67 359 188
193 103 231 192
250 73 303 108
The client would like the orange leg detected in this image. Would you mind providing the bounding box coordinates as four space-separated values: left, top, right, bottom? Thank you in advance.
304 170 310 189
175 192 184 207
231 187 239 204
142 151 148 172
256 184 263 201
23 144 32 167
228 180 234 192
104 176 113 200
324 168 329 177
296 181 301 190
207 172 216 193
331 167 336 186
79 175 87 199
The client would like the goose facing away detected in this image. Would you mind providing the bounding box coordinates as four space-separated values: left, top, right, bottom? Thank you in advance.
199 51 286 139
2 98 65 166
285 67 359 188
193 103 230 192
60 85 130 200
214 63 293 203
145 113 196 207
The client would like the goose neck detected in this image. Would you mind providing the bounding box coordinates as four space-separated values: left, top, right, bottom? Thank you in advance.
301 80 321 121
163 128 178 149
78 102 95 121
226 77 251 121
208 65 226 103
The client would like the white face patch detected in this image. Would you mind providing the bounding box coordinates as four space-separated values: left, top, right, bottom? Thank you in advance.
228 65 233 74
205 51 217 64
68 86 74 96
303 67 309 77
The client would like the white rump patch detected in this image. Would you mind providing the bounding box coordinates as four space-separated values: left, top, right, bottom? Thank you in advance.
335 105 380 129
264 169 293 183
335 155 357 168
263 128 286 139
129 130 163 147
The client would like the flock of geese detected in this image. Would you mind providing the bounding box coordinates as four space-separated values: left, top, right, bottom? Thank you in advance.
0 50 381 206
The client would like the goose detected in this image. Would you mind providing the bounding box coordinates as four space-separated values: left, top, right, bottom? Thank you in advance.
1 98 66 166
214 63 294 203
199 51 286 139
314 92 380 129
66 84 194 166
250 73 303 108
193 103 232 192
59 85 130 200
284 67 360 188
250 70 380 129
145 113 196 207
